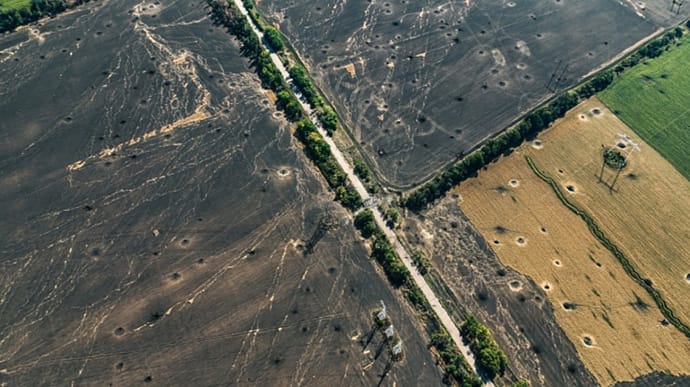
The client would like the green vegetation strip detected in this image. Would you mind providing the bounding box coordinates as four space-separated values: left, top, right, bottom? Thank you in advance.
353 210 481 386
241 0 341 135
461 316 509 380
1 0 94 33
525 155 690 339
403 27 686 212
599 29 690 179
208 0 361 211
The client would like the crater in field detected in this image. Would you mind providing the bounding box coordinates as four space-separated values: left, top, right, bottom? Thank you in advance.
591 108 602 116
531 139 543 149
542 281 552 291
515 236 527 246
579 114 588 121
562 301 577 310
685 273 690 283
509 280 522 291
508 179 519 187
539 226 547 234
114 327 125 336
553 259 562 267
582 335 594 346
494 225 507 234
565 183 576 193
277 168 291 177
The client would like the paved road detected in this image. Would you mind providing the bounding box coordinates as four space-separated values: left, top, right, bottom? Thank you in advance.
229 1 494 385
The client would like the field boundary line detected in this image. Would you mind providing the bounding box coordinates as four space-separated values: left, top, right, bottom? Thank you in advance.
525 155 690 340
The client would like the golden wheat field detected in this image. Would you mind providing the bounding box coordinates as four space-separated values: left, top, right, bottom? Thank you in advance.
455 98 690 385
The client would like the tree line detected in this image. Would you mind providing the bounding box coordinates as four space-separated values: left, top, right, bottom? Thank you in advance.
353 210 483 386
461 315 509 380
240 0 342 135
403 26 687 211
0 0 92 33
208 0 361 211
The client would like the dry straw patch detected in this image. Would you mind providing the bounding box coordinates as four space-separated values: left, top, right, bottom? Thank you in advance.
524 97 690 326
455 98 690 385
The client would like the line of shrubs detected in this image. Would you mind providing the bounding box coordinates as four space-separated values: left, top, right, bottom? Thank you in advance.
431 331 483 387
403 25 687 212
296 120 362 210
240 0 341 135
354 209 409 286
461 315 509 380
353 210 481 385
526 156 690 339
208 1 361 210
0 0 92 33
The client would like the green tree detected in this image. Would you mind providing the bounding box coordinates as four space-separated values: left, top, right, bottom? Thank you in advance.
353 159 370 181
263 27 285 52
318 106 338 134
354 209 377 238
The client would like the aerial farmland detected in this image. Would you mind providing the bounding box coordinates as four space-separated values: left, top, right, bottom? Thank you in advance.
256 0 689 187
1 0 689 386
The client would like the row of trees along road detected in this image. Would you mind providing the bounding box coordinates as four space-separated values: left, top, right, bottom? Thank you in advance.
403 26 687 212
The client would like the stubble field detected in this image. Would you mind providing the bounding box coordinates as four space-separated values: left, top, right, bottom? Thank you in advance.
0 1 441 385
455 98 690 385
256 0 688 187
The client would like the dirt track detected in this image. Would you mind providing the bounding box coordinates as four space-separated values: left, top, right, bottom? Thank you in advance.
0 1 442 385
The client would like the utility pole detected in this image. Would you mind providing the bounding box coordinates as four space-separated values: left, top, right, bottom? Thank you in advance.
671 0 684 15
609 134 640 193
545 59 562 92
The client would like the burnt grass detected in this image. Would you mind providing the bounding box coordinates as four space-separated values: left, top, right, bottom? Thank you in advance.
0 1 441 385
256 0 688 187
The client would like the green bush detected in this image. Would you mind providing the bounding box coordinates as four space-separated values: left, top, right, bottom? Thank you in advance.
411 251 430 275
431 331 483 387
263 27 285 52
336 185 362 211
318 106 338 134
354 209 377 238
461 315 509 379
353 159 371 181
289 66 323 108
276 90 303 121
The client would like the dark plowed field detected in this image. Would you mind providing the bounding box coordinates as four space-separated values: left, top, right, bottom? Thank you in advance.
257 0 688 186
0 1 441 385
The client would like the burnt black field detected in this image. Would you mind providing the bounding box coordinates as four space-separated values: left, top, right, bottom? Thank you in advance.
257 0 689 187
0 1 442 385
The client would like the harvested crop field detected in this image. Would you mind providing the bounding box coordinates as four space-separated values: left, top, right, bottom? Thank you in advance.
454 99 690 385
256 0 688 186
0 1 441 385
599 34 690 180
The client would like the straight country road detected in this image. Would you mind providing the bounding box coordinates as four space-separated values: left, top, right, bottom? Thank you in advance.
227 1 494 384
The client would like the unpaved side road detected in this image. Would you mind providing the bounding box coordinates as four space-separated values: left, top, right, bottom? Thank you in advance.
228 0 494 385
